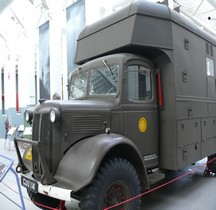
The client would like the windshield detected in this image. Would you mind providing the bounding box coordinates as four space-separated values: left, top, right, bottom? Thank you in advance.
69 64 119 99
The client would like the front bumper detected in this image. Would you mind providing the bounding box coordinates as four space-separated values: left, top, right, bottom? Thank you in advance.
21 172 76 202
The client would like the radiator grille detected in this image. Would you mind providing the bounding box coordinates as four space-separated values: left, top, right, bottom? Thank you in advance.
32 114 53 176
32 114 40 141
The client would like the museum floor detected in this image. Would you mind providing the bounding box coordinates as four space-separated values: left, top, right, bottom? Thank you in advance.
0 138 215 210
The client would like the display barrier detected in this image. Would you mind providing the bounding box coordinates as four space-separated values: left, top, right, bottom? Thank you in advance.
33 200 66 210
0 154 26 210
0 153 213 210
23 158 213 210
104 157 216 210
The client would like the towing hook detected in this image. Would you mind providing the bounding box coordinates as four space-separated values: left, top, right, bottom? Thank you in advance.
16 165 21 173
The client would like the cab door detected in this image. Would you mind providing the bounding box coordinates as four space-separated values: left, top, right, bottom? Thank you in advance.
123 58 158 169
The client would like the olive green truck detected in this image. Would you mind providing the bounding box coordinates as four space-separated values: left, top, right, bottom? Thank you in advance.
15 1 216 209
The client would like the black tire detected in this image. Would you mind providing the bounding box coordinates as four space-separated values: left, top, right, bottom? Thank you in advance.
27 190 61 210
79 157 141 210
207 154 216 173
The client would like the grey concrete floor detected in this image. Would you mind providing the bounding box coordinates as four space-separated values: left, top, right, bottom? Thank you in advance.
0 138 216 210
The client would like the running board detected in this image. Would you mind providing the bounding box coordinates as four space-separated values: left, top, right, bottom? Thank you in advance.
148 172 165 185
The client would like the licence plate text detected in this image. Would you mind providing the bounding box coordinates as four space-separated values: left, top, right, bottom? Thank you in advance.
21 176 38 193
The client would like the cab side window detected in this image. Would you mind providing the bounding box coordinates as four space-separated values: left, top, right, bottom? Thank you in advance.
125 65 152 101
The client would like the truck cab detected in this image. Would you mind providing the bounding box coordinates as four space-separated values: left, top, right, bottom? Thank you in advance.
68 53 159 169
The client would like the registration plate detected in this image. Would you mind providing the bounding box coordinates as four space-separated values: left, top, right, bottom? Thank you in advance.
21 175 38 193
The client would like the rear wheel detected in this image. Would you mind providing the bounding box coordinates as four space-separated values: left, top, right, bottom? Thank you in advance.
80 157 141 210
204 154 216 175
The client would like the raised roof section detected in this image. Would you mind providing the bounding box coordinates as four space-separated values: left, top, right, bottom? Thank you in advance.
75 0 215 64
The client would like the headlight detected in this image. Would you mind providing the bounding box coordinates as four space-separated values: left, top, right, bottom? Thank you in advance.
24 110 33 124
50 108 61 123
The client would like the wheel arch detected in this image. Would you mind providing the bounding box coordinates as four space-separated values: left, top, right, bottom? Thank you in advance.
54 133 149 193
102 142 149 191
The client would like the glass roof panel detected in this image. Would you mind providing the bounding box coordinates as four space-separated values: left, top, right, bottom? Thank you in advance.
175 0 216 35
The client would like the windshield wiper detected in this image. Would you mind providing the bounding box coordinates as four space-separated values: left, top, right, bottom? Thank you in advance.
102 60 115 81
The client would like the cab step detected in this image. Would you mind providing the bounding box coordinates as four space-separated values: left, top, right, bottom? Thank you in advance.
148 171 165 185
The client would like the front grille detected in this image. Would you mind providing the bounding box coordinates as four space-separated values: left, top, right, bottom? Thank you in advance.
32 114 53 177
32 114 40 141
73 115 101 133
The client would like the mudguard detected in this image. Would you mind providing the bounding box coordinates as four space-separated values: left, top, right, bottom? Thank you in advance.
54 133 149 192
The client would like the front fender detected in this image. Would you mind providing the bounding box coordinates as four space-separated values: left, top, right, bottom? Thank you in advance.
54 133 149 192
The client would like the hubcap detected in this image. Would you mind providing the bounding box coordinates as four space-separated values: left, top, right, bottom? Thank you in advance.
103 180 130 210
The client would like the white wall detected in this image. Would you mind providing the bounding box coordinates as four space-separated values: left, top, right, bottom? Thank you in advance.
0 0 133 110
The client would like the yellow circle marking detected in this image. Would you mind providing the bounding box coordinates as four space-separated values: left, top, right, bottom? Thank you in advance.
139 117 147 133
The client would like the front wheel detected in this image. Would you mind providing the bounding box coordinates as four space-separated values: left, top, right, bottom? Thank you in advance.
80 157 141 210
